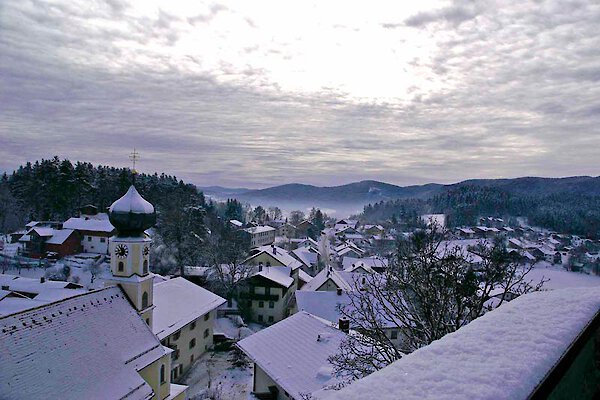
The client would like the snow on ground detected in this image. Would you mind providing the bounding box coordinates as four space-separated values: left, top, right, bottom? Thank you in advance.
181 349 254 400
526 261 600 290
183 317 265 399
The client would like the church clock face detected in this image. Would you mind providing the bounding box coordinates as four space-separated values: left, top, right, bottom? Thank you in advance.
143 246 150 256
115 244 129 259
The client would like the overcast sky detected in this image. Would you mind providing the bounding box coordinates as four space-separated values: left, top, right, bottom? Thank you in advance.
1 0 599 188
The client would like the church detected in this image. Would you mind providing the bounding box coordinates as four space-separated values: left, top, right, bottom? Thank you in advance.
0 184 223 399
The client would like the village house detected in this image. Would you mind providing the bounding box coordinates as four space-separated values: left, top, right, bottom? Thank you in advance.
237 311 347 400
295 289 405 348
19 226 81 259
240 265 300 325
294 219 316 239
63 211 115 254
0 274 86 316
244 225 277 248
153 277 226 381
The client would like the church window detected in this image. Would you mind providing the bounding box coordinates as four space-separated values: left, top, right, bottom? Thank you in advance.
189 338 196 349
143 260 148 274
160 365 166 384
118 262 124 272
142 292 149 309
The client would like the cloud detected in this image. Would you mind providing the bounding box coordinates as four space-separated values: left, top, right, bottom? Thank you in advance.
0 0 599 189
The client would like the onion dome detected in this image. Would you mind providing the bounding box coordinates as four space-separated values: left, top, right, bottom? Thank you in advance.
109 186 156 236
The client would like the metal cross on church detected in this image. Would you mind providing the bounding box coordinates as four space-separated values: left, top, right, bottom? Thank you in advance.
129 148 140 174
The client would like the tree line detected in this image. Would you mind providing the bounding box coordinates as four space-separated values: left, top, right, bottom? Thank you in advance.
360 185 600 238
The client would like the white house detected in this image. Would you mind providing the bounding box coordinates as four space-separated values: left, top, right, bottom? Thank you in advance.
237 311 347 400
152 277 226 381
244 225 277 248
62 213 115 254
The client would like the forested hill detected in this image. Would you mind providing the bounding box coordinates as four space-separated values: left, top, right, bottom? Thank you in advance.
0 157 204 231
360 185 600 239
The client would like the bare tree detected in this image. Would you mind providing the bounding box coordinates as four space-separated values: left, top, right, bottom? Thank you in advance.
329 227 545 382
204 224 253 307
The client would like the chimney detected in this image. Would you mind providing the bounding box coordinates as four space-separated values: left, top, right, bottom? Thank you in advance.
336 288 342 296
40 277 46 283
339 317 350 333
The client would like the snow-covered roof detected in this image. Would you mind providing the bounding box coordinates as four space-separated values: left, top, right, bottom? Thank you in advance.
45 229 76 245
292 247 318 268
29 226 54 237
237 311 346 399
300 268 360 292
296 290 351 324
109 185 155 214
0 286 168 400
244 225 276 234
153 277 226 340
0 274 86 316
298 269 313 284
229 219 243 227
325 287 600 400
63 216 115 233
253 266 295 288
342 256 388 272
248 245 304 270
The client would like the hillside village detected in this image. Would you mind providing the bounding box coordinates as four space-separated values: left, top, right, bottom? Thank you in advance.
1 176 600 400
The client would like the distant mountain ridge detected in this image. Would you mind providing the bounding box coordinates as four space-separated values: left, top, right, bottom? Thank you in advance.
200 176 600 216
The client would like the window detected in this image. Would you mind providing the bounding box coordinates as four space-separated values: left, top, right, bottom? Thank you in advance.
142 292 149 309
266 262 271 267
160 365 166 384
269 301 274 309
143 260 148 274
258 301 264 308
391 330 398 340
203 328 210 338
265 287 270 296
190 354 194 364
173 331 180 341
87 236 91 242
204 313 210 321
268 316 274 323
258 315 263 322
189 338 196 349
118 261 124 272
190 321 196 330
100 237 106 243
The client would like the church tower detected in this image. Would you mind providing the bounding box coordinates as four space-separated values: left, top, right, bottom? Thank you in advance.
106 185 156 328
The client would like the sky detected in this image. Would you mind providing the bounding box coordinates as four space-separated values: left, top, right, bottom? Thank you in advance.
1 0 599 189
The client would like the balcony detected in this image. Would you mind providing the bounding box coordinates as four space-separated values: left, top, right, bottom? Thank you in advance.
239 292 279 302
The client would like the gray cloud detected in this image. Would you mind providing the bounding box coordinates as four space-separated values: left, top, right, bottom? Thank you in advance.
1 0 599 189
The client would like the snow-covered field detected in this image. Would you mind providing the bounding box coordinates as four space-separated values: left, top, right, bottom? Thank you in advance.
526 262 600 290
